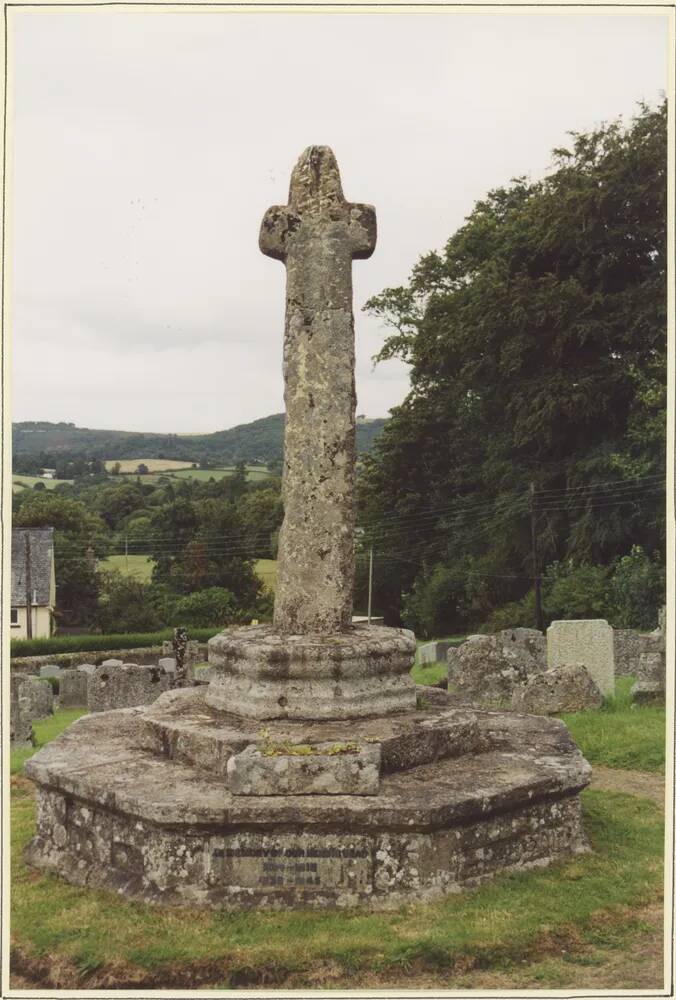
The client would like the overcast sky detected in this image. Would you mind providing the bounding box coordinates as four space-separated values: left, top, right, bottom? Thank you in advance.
10 9 668 433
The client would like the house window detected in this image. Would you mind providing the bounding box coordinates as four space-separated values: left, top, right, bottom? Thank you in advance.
10 607 19 626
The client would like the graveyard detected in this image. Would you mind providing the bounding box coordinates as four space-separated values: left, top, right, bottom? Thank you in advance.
9 142 668 991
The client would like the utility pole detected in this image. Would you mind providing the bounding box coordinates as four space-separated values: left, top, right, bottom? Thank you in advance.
24 530 33 640
367 546 374 625
125 535 129 574
530 483 544 633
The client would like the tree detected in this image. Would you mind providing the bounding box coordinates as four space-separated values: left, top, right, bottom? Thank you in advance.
358 101 666 627
14 493 110 626
96 570 163 633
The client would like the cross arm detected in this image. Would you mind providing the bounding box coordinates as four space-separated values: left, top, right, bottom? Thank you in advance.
259 205 301 262
348 203 377 260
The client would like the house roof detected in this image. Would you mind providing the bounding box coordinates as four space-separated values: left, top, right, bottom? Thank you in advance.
11 528 54 606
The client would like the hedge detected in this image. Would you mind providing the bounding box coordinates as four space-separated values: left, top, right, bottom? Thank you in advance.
10 628 221 659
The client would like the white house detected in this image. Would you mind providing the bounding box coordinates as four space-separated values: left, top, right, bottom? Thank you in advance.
11 527 56 639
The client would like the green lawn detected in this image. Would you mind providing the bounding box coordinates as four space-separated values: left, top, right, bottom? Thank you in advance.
100 555 275 593
11 709 87 775
100 554 154 582
561 677 665 774
255 558 278 593
12 475 73 491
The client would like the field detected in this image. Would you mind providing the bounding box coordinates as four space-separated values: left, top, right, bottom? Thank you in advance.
12 475 73 491
9 678 666 990
100 554 154 581
255 558 278 592
104 459 195 473
100 554 276 591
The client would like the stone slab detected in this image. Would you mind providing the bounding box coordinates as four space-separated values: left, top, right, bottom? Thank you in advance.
24 704 591 909
547 619 615 698
142 687 481 778
227 742 381 796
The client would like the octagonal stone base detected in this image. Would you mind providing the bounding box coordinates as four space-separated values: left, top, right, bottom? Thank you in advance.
24 688 592 910
206 623 417 719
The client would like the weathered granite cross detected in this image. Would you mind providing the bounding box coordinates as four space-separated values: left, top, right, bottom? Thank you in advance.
260 146 376 634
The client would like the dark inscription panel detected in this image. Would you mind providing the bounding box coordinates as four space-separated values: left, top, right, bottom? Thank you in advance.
207 834 373 890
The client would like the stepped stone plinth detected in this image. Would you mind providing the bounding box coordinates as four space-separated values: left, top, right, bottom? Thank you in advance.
24 146 592 910
206 623 416 719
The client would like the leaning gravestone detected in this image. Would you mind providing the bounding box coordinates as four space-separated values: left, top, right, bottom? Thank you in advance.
59 668 90 708
87 663 171 713
25 146 592 911
547 619 614 698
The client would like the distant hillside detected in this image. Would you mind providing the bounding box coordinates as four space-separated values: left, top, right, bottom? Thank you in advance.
12 414 388 465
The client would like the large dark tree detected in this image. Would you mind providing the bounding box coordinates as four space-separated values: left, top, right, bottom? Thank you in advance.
357 102 666 630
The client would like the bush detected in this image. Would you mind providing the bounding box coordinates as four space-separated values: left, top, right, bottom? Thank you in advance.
10 628 220 659
401 563 470 639
542 561 610 621
480 591 537 633
608 546 664 630
96 571 164 633
170 588 243 629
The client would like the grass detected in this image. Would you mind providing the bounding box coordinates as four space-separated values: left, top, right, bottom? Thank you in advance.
104 459 195 473
100 554 154 582
10 709 87 775
10 699 667 987
411 662 448 686
561 677 666 774
12 475 73 491
98 555 275 592
10 771 664 987
255 558 278 593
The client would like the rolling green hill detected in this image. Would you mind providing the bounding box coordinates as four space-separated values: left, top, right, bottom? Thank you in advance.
12 414 387 466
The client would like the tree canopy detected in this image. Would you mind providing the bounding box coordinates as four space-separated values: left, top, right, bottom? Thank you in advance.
357 101 666 632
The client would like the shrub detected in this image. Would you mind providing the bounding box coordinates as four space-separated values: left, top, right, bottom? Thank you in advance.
170 588 243 628
10 628 220 659
480 591 537 633
542 561 610 620
608 546 664 630
96 571 164 633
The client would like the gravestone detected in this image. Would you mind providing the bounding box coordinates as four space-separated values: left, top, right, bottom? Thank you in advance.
87 663 171 713
25 146 592 912
447 634 543 706
613 629 656 677
418 640 455 665
547 619 614 698
59 668 90 708
39 664 61 680
511 664 603 715
10 675 53 745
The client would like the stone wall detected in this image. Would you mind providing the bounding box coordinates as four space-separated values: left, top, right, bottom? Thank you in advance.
11 643 209 675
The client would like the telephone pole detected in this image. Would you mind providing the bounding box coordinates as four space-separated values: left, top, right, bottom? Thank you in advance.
530 483 544 633
24 530 33 640
367 546 374 625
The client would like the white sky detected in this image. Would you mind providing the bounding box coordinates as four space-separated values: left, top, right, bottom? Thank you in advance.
9 9 668 433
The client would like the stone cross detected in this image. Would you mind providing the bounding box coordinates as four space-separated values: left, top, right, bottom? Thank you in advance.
260 146 376 634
